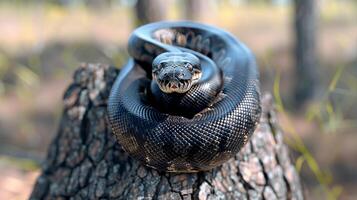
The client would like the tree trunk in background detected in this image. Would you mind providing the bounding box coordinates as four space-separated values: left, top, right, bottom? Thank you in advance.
293 0 318 107
85 0 110 9
134 0 166 26
30 63 303 200
183 0 204 20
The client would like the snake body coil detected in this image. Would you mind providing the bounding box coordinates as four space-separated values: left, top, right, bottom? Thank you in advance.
108 21 261 172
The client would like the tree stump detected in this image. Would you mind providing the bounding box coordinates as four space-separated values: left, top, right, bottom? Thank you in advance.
30 63 303 200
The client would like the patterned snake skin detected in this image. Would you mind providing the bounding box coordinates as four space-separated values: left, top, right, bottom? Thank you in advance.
108 21 261 172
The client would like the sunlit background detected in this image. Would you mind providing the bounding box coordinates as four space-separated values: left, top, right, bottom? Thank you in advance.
0 0 356 199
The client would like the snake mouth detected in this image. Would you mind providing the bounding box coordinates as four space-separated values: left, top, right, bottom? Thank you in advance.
156 79 193 93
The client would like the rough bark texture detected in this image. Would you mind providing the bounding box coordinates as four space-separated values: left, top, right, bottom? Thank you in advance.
293 0 318 107
30 63 303 200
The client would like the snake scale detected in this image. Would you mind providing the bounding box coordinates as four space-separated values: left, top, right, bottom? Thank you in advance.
108 21 261 172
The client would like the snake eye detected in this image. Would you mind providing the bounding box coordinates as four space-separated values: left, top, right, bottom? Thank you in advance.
186 63 193 71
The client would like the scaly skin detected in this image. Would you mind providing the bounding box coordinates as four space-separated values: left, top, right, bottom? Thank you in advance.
108 21 261 172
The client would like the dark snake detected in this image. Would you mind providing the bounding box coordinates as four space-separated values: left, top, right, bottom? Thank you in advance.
108 21 261 172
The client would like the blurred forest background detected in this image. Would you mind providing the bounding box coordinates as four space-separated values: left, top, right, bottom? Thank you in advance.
0 0 356 199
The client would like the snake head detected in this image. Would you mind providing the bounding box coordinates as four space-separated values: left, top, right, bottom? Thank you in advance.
152 52 202 93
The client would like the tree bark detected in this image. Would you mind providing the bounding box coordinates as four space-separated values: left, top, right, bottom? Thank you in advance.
293 0 319 107
134 0 166 26
30 63 304 200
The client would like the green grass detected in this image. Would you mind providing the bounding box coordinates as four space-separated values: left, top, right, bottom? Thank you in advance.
273 66 350 199
0 155 39 171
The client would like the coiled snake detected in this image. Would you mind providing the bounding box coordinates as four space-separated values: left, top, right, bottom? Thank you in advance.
108 21 261 172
